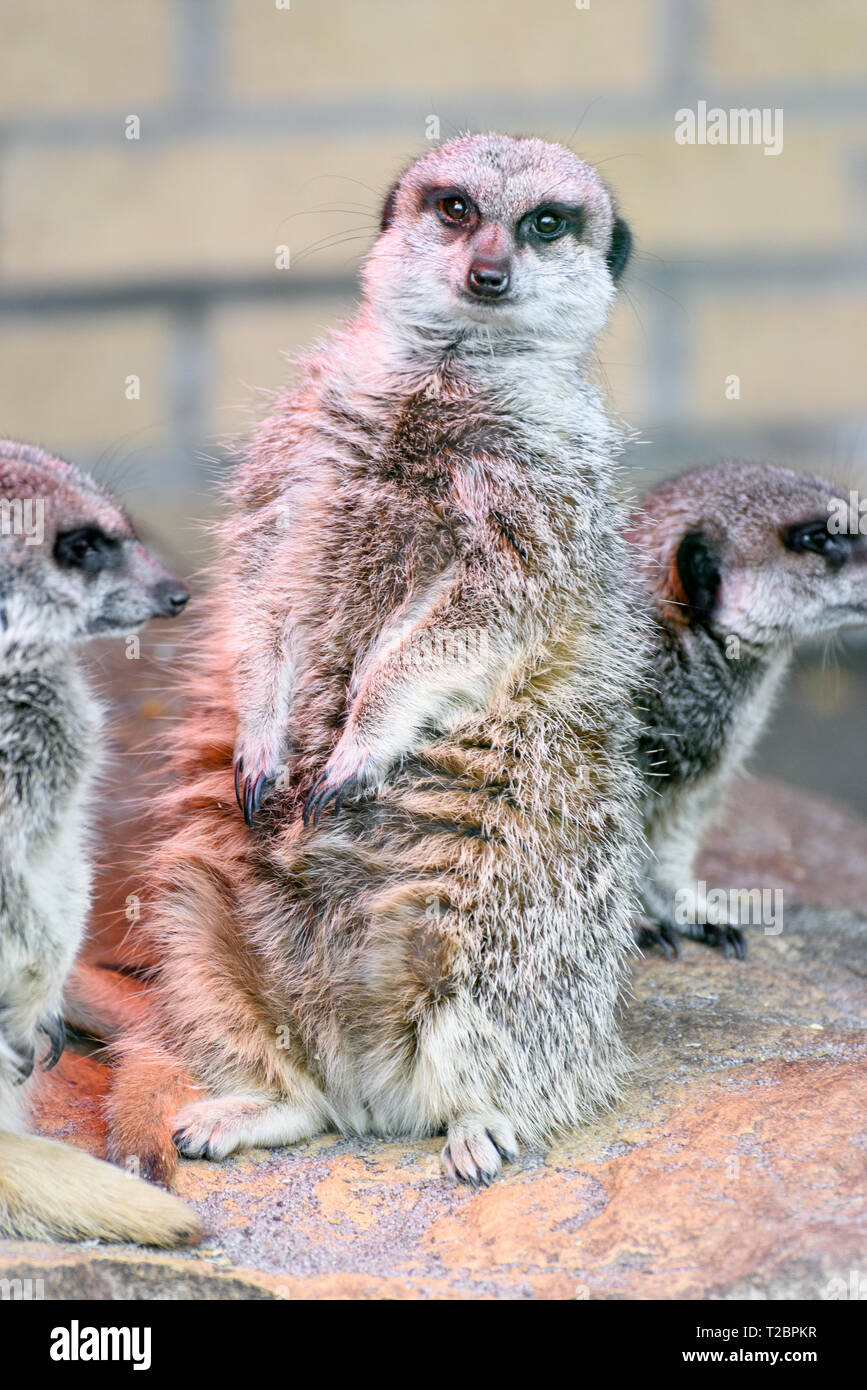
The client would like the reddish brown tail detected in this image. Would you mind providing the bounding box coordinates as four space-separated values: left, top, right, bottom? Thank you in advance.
106 1037 201 1189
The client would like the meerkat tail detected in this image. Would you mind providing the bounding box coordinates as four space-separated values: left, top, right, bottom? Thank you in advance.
106 1038 201 1189
0 1132 202 1246
64 960 151 1042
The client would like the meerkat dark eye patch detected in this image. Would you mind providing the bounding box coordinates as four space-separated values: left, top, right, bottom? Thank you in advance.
784 519 854 568
54 526 120 574
607 217 632 281
675 530 721 623
518 202 583 245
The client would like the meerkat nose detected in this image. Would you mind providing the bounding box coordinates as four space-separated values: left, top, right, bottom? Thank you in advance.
467 262 510 299
153 579 190 617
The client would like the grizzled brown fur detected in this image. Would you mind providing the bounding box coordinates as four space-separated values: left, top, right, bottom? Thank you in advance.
108 134 646 1186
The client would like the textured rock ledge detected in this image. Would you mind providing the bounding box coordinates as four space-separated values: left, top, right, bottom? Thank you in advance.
2 778 865 1300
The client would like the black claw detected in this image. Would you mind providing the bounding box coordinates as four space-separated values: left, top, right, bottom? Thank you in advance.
691 922 747 960
314 786 338 827
304 775 340 828
303 767 364 828
485 1130 517 1164
661 923 680 957
651 929 675 959
236 761 275 828
243 772 268 828
302 773 326 827
38 1016 66 1071
635 920 681 960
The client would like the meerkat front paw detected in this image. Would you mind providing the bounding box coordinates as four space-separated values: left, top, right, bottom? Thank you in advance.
233 730 293 827
303 729 383 827
441 1114 520 1187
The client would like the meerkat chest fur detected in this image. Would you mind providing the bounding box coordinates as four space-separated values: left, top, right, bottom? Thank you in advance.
230 350 632 780
640 624 791 877
0 647 104 981
225 341 644 1106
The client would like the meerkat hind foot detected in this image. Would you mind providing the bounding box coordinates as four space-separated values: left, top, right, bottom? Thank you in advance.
634 917 681 960
441 1114 520 1187
172 1095 322 1161
686 921 747 959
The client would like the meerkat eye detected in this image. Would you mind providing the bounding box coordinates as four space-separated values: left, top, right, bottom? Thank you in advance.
437 194 473 226
531 209 568 240
54 526 119 573
783 519 852 567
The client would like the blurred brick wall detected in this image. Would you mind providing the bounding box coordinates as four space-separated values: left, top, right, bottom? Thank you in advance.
1 0 865 811
1 0 865 531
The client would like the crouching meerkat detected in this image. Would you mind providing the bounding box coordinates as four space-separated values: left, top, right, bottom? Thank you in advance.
628 460 867 958
107 133 646 1187
0 440 201 1245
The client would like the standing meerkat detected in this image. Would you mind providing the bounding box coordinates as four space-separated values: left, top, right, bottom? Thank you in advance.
0 440 201 1244
628 460 867 958
107 133 644 1187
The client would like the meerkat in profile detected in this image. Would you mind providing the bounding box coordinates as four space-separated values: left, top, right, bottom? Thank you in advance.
107 132 645 1187
0 440 201 1244
628 460 867 958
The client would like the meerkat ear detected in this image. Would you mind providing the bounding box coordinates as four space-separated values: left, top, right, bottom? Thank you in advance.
607 217 632 281
379 180 401 233
674 530 721 623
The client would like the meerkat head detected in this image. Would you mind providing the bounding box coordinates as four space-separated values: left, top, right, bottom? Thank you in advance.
0 440 189 645
630 460 867 649
364 133 630 351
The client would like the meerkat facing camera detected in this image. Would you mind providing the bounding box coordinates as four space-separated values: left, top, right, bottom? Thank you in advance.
107 132 646 1188
628 460 867 958
0 440 200 1244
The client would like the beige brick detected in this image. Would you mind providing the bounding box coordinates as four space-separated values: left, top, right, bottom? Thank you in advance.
208 289 651 441
0 0 172 114
5 118 857 290
689 292 867 420
580 124 856 253
209 295 356 436
0 313 172 455
1 135 414 285
591 294 650 423
227 0 654 101
706 0 867 84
